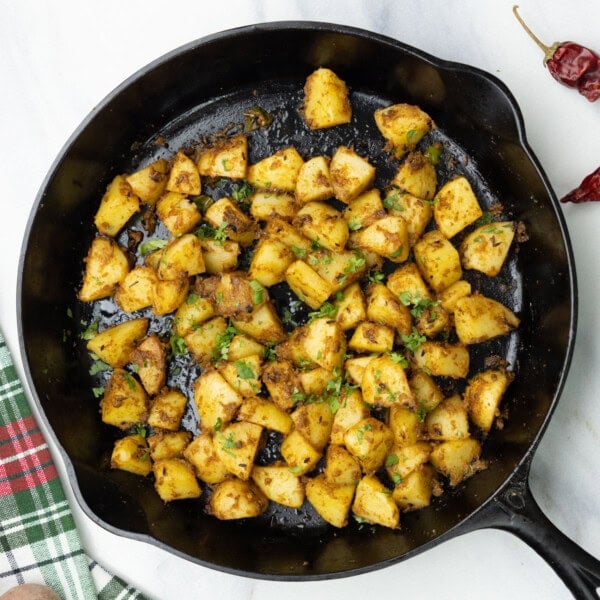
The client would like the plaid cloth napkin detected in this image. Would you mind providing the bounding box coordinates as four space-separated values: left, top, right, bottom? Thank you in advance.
0 330 147 599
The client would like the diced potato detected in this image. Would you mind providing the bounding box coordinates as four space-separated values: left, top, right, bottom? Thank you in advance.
353 216 409 262
129 333 167 396
111 434 151 476
298 367 332 397
115 266 157 313
86 318 149 368
386 442 431 480
334 282 367 330
294 201 349 252
205 197 257 246
213 272 260 317
454 294 520 344
391 151 437 200
227 335 266 362
200 239 240 274
285 260 334 309
173 294 215 337
323 445 361 486
300 317 346 371
125 158 169 204
165 150 201 195
306 474 356 528
292 402 333 451
344 417 394 474
464 369 512 432
385 190 433 246
152 276 189 316
262 360 302 411
386 262 433 302
237 397 293 434
392 464 436 511
460 221 516 276
218 354 262 398
251 464 305 508
374 103 434 159
94 175 140 236
343 189 386 231
79 237 130 302
148 430 192 461
193 368 243 430
247 147 304 192
147 389 188 431
295 156 334 203
157 234 205 280
185 316 227 366
411 342 470 379
231 302 286 344
153 458 201 502
429 438 484 486
330 387 370 446
213 421 263 480
409 370 444 412
183 432 229 484
250 191 301 222
156 192 202 237
311 249 367 292
330 146 376 204
280 430 322 475
361 354 414 409
101 369 148 430
144 248 164 270
302 67 352 129
415 303 450 339
352 475 399 529
264 217 313 252
413 229 462 292
348 321 395 354
343 356 374 387
249 238 295 287
366 283 412 336
433 176 483 239
210 478 268 520
437 280 472 313
197 134 248 179
425 395 469 440
388 406 421 447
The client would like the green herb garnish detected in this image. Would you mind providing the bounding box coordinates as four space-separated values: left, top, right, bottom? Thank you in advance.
235 360 255 380
386 453 399 467
249 280 264 305
80 319 99 341
169 335 187 356
213 325 238 362
424 143 442 165
139 238 168 256
401 327 427 352
308 301 338 322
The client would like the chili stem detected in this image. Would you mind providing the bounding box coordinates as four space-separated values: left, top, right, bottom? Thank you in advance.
512 6 552 55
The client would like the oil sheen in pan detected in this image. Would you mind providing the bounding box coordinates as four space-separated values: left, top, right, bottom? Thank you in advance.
79 79 523 537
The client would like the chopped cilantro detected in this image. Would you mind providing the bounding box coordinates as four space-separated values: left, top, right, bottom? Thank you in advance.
356 423 373 442
291 245 307 258
89 358 110 376
385 453 399 467
219 432 237 456
169 335 187 356
401 327 427 352
391 472 403 485
383 189 403 211
416 402 428 422
134 423 148 438
340 251 366 283
235 360 255 380
92 386 105 398
232 181 254 203
249 280 264 305
368 271 385 283
123 371 137 390
308 301 338 322
387 351 409 369
213 325 237 362
139 238 168 256
424 143 442 165
80 319 99 341
406 129 420 142
213 417 223 432
195 222 228 246
474 211 494 226
186 293 199 304
348 219 362 231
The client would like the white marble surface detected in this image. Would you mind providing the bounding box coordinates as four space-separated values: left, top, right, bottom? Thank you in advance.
1 0 600 598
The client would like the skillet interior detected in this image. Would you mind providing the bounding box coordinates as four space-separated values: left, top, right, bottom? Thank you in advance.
18 23 575 578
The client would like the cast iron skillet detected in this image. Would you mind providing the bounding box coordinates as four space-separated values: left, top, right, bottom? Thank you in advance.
17 22 600 598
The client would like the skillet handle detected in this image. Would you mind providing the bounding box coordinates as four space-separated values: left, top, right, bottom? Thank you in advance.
466 463 600 599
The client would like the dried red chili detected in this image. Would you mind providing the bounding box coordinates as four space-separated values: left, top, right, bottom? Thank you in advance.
513 6 600 102
561 166 600 204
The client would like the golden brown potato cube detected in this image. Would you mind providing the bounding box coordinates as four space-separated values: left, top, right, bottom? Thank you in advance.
302 67 352 129
298 367 332 397
86 318 149 368
344 417 394 474
264 217 313 252
353 215 409 262
153 458 201 502
433 176 483 239
147 389 188 431
464 369 512 432
281 430 322 475
324 445 361 486
185 316 227 366
213 272 259 317
366 283 412 336
79 237 130 302
183 432 229 484
388 405 421 448
415 303 450 339
250 191 301 222
231 302 286 344
205 197 257 246
385 190 433 246
330 388 370 445
429 438 484 486
374 103 434 159
413 229 462 292
157 234 205 280
334 282 367 330
285 260 335 309
262 360 302 411
210 478 268 520
294 201 349 253
330 146 376 204
111 434 151 476
343 356 374 387
386 441 431 481
200 239 240 274
251 464 305 508
237 397 293 434
343 188 386 231
352 475 399 529
454 294 520 345
125 158 168 205
152 276 189 316
306 474 356 528
302 318 346 372
218 354 262 398
249 238 295 287
392 464 435 511
156 191 202 237
166 150 201 195
94 175 140 237
348 322 395 354
101 369 148 430
411 342 470 379
173 294 215 337
391 151 437 200
310 249 366 292
247 147 304 192
193 368 243 430
361 355 414 409
292 402 333 452
425 395 469 441
129 334 166 396
386 262 433 302
213 421 263 480
115 266 158 313
227 335 266 361
460 221 516 276
409 370 444 413
144 247 164 271
197 134 248 179
148 430 192 461
295 156 334 204
437 280 472 313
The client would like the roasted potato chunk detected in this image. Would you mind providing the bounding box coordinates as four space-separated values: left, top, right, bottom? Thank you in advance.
464 369 512 432
173 294 215 337
429 438 484 486
125 158 168 205
344 417 394 474
348 322 395 354
205 197 257 246
392 464 436 511
361 354 414 409
460 221 515 276
218 354 262 398
148 430 191 461
86 318 149 368
129 333 167 396
302 67 352 129
153 458 201 502
231 302 286 344
165 150 201 195
391 151 437 200
251 464 305 508
152 276 189 316
261 360 302 411
343 188 386 231
413 229 462 292
411 341 470 379
291 402 334 452
425 395 470 441
433 176 483 239
294 201 349 252
183 433 229 484
249 238 295 287
115 266 157 313
94 175 140 237
79 237 130 302
306 474 356 528
213 421 263 480
247 147 304 192
323 445 361 486
353 215 410 262
237 397 293 435
147 388 188 431
210 478 268 520
185 316 228 366
334 282 367 330
330 388 370 446
454 294 520 344
366 283 412 336
352 475 399 529
156 192 202 237
250 191 301 222
295 156 334 203
111 434 151 476
330 146 375 204
285 260 334 309
280 430 322 475
101 369 148 430
193 368 243 430
157 234 205 280
197 134 248 179
384 189 433 246
200 239 240 274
